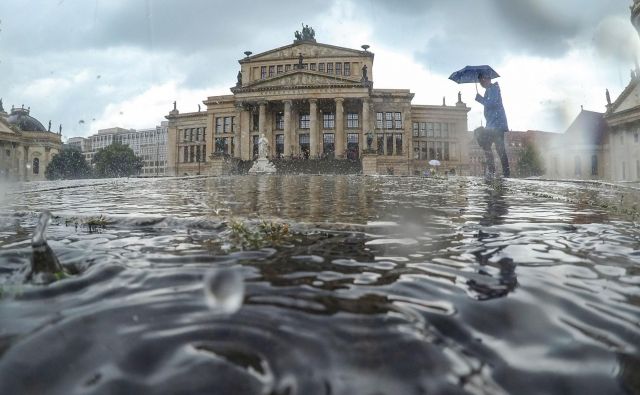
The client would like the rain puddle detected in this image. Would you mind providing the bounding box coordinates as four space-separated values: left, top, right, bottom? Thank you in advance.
0 175 639 394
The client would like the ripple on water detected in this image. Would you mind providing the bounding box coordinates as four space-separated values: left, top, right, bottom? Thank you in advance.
0 175 639 394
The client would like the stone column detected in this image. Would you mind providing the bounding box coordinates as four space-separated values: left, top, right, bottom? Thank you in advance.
335 98 345 158
361 98 370 155
283 100 292 158
309 99 318 158
239 107 251 161
258 101 267 137
23 145 29 181
12 142 20 180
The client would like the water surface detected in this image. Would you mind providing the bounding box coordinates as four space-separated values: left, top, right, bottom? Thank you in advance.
0 175 639 394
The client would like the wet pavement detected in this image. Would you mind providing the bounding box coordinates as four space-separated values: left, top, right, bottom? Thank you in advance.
0 175 639 395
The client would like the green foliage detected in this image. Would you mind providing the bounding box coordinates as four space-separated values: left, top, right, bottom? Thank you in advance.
92 142 143 178
45 148 93 180
228 220 291 250
516 141 544 177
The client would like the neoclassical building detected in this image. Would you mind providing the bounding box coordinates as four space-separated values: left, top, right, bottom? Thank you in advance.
166 29 470 175
0 101 62 181
603 0 640 182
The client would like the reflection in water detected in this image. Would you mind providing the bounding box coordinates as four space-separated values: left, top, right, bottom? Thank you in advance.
0 175 639 394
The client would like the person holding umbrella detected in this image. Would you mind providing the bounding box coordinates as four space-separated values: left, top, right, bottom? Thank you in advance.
449 65 510 178
475 72 510 178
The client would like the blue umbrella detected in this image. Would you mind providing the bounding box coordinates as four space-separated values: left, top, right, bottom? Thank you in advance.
449 65 500 84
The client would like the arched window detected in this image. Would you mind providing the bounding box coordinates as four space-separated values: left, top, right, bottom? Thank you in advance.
33 158 40 174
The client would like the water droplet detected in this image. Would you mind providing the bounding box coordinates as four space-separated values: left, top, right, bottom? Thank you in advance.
204 267 244 314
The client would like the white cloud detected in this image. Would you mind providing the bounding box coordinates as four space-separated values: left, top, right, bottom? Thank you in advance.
90 80 225 133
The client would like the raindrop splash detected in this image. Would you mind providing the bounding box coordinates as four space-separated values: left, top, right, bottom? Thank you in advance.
203 267 244 314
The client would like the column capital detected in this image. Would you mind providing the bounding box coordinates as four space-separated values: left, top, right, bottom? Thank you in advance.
308 98 318 104
258 100 268 107
282 99 293 105
335 97 344 104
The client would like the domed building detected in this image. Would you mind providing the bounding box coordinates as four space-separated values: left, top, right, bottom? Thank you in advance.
0 100 62 181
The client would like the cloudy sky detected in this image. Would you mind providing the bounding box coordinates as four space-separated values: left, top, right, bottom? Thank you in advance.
1 0 638 139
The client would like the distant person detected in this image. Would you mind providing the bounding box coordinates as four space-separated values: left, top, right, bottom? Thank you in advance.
475 72 510 178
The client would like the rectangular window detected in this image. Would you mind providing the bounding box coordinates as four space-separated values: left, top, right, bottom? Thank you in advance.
277 65 283 74
300 113 310 129
335 62 342 75
318 63 325 72
420 141 427 159
252 114 259 131
223 117 232 133
183 146 188 163
285 64 291 72
344 62 350 76
419 122 427 137
261 66 267 79
196 145 201 162
395 134 403 155
427 122 434 138
215 117 223 134
275 112 284 130
412 122 419 137
268 66 275 77
386 134 394 155
394 112 402 129
299 133 310 159
444 142 450 161
323 112 335 129
303 63 308 70
385 112 393 129
310 63 316 71
347 113 359 128
323 133 335 156
377 134 384 155
275 134 284 158
327 63 333 74
442 123 449 139
203 144 206 161
428 141 435 160
190 145 195 162
434 123 441 138
376 112 384 129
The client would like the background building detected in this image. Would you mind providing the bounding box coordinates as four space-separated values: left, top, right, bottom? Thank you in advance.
468 130 555 177
0 101 62 181
543 110 611 180
72 121 169 176
166 29 471 176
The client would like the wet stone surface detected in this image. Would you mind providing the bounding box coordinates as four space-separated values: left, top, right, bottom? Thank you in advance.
0 175 639 395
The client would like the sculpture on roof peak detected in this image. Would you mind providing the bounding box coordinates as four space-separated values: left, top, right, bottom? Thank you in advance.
294 24 316 42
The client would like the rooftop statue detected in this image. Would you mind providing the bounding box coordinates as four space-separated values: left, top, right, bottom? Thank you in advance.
294 24 316 41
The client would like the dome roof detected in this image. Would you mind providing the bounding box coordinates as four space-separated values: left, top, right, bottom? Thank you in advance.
7 107 47 132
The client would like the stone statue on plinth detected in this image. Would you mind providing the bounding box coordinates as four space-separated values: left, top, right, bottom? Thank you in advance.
248 133 277 174
361 65 368 82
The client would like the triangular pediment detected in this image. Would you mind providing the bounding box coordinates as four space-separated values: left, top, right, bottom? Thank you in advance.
236 70 363 91
0 117 17 135
611 78 640 114
241 41 369 63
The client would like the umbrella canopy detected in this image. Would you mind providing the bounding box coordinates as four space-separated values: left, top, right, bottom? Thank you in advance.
449 65 499 84
428 159 441 167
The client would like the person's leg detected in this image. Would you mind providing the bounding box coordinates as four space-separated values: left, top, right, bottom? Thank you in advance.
494 130 510 177
475 127 495 176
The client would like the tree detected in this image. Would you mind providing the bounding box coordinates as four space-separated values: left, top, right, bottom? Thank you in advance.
516 140 545 177
45 148 93 180
92 142 143 178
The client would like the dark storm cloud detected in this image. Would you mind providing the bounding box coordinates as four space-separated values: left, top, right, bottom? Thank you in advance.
354 0 628 73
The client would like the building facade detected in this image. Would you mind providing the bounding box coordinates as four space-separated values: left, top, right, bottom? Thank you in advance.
603 0 640 183
166 31 470 176
543 110 611 181
468 130 555 177
75 122 169 176
0 102 62 181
